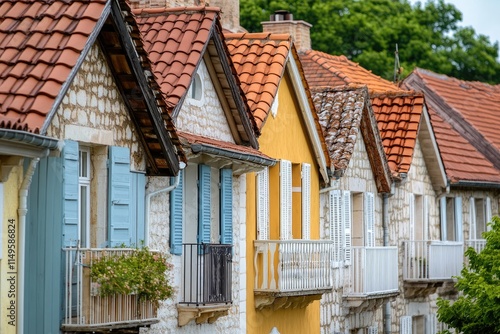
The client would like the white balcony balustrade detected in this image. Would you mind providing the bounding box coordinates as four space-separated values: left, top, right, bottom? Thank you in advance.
465 239 486 254
254 240 333 293
344 246 399 297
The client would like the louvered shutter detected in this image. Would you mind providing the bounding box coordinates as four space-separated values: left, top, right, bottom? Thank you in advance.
423 195 429 241
257 168 270 240
364 192 375 247
62 140 79 247
280 160 292 240
440 197 447 241
301 163 311 240
220 169 233 244
108 146 132 247
169 170 184 255
330 190 343 265
409 193 415 242
486 197 492 231
469 198 476 240
368 325 378 334
425 314 437 334
130 172 145 246
400 316 412 334
343 191 352 264
198 164 212 244
455 197 463 241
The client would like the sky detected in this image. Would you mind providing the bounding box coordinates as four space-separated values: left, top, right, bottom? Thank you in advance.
410 0 500 46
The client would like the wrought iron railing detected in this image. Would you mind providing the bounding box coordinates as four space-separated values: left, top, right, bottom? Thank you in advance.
402 240 463 280
62 248 158 329
254 240 333 293
344 246 398 296
179 243 233 305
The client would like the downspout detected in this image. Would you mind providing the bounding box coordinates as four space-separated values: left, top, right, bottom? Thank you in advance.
17 156 43 334
144 162 186 245
382 184 394 334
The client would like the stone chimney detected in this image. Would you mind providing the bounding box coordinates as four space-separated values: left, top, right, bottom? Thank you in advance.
261 10 312 52
207 0 242 32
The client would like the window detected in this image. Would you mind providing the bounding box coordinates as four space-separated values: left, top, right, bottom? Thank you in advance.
440 197 462 241
410 194 429 242
352 192 375 247
78 147 90 248
470 197 491 240
190 73 202 101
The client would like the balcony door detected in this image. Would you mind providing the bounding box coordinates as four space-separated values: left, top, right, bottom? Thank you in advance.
440 197 462 241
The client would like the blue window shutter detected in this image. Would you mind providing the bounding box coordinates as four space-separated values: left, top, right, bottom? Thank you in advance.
62 140 79 247
130 172 146 247
220 169 233 244
108 146 131 247
198 164 211 244
170 170 184 255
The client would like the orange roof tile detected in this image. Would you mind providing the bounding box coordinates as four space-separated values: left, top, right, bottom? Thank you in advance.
371 92 424 175
224 32 291 130
0 0 107 134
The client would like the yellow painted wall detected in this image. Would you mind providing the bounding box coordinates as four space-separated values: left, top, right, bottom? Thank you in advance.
0 165 21 334
246 72 321 333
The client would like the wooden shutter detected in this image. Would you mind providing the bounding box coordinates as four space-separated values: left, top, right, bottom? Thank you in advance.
108 146 132 247
198 164 211 244
301 163 311 240
280 160 292 240
469 197 476 240
364 192 375 247
329 190 343 265
130 172 145 246
256 168 269 240
169 170 184 255
400 316 412 334
220 169 233 244
440 197 447 241
455 197 463 241
343 190 352 264
62 140 79 247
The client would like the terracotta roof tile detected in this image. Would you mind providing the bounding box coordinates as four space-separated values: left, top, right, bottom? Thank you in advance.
224 32 291 129
0 0 108 134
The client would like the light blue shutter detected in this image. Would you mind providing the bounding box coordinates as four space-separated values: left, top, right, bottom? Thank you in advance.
108 146 131 247
170 170 184 255
220 169 233 244
130 172 146 246
198 164 211 244
469 198 477 240
440 197 447 240
62 140 79 247
455 197 463 241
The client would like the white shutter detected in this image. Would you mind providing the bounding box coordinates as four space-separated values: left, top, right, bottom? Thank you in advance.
329 190 343 265
425 314 437 334
486 196 492 231
400 315 412 334
440 197 447 241
409 193 415 242
364 192 375 247
455 197 463 241
301 163 311 240
469 197 476 240
280 160 292 240
368 325 379 334
423 195 429 241
343 191 352 264
257 168 269 240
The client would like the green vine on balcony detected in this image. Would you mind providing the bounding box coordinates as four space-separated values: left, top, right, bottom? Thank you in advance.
90 247 173 304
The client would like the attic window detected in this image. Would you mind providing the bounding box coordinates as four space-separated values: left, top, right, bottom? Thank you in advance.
190 73 203 101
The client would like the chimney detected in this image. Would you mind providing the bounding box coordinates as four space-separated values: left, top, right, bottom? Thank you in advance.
207 0 243 32
262 10 312 52
128 0 204 10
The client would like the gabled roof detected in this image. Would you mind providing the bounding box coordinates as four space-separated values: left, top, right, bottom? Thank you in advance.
312 85 391 192
0 0 108 134
404 68 500 185
133 6 259 148
0 0 184 176
224 32 331 183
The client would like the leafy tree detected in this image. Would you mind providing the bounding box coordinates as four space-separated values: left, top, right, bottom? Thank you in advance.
240 0 500 84
437 216 500 333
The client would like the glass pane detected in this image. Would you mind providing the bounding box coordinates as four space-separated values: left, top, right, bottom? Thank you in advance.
79 150 88 178
80 185 88 247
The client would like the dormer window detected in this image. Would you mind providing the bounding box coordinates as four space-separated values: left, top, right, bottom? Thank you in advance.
190 73 203 101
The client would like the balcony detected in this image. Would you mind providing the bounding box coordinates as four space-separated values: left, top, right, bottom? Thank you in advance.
253 240 333 310
177 243 232 326
343 246 399 311
402 240 463 298
465 239 486 254
61 248 159 333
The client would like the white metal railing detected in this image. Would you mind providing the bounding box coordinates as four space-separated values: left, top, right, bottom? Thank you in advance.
465 239 486 254
344 246 398 296
254 240 333 293
403 241 463 280
62 248 158 328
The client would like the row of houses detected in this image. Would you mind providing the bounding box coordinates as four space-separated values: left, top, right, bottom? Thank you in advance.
0 0 499 333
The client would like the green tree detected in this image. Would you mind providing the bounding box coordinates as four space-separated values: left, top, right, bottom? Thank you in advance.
240 0 500 84
436 216 500 333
